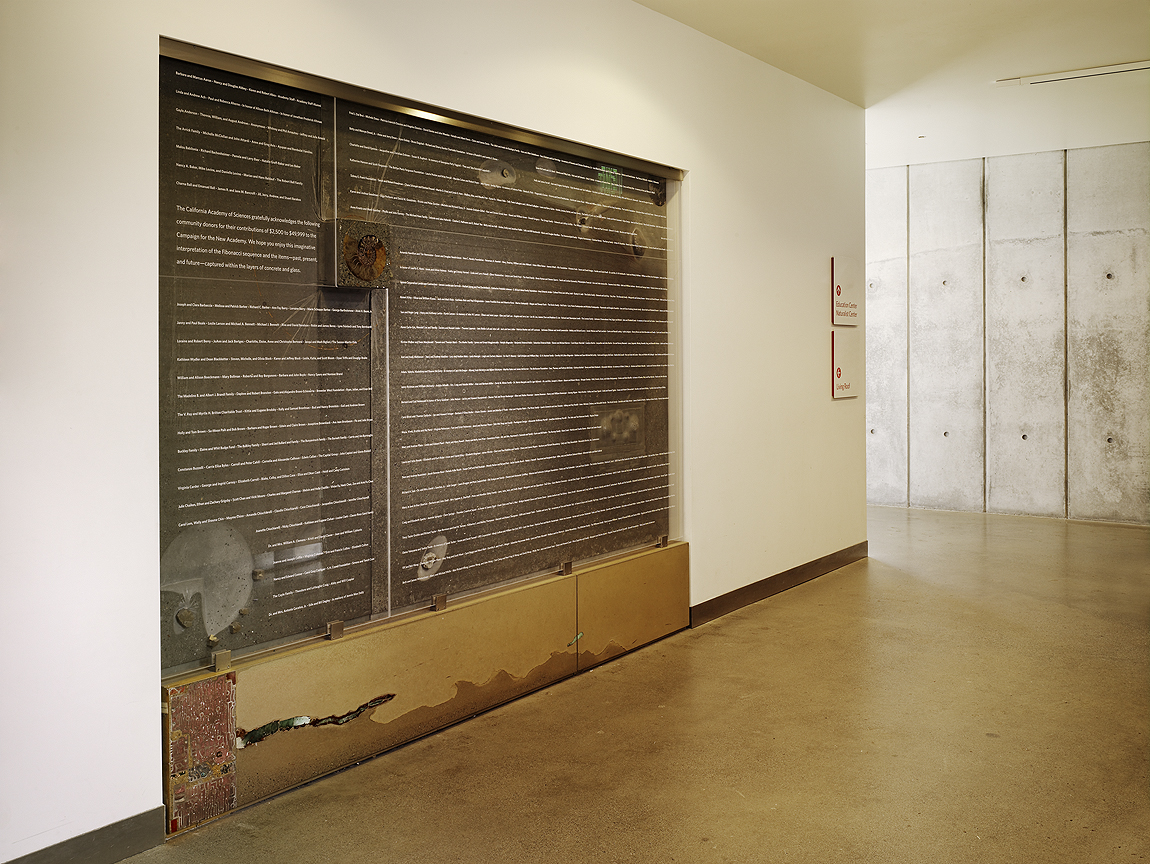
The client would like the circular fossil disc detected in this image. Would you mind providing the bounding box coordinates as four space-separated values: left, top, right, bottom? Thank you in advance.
416 534 449 580
160 522 253 638
343 232 387 281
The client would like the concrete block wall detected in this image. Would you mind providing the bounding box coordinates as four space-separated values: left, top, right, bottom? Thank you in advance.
865 142 1149 524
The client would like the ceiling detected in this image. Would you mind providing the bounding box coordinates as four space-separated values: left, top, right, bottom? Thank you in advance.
631 0 1150 107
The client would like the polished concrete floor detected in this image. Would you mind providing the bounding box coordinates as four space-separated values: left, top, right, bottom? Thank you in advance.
130 506 1150 864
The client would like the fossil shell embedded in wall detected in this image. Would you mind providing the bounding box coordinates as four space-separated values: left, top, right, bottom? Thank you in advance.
336 219 392 288
343 231 387 281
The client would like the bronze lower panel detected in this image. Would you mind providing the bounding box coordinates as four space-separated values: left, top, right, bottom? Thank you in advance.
689 541 868 628
161 543 690 823
236 650 575 806
576 542 689 670
233 574 578 807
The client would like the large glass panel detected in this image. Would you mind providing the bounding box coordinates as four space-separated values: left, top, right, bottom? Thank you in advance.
160 52 672 672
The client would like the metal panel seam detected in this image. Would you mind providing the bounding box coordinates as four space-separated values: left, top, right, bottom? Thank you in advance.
904 164 911 507
1062 150 1070 519
982 157 988 513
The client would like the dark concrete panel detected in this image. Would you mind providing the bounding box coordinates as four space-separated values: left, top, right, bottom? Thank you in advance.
159 278 375 670
334 98 673 611
386 230 670 610
159 58 332 285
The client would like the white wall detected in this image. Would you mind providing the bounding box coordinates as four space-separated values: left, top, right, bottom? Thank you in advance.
0 1 864 859
867 59 1150 168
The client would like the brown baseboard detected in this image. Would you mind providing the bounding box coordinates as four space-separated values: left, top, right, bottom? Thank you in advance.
689 541 867 628
7 806 165 864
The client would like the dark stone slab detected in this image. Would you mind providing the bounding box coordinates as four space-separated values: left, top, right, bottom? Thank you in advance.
336 93 672 612
386 225 670 610
159 55 674 667
335 97 668 259
160 57 333 285
159 277 376 671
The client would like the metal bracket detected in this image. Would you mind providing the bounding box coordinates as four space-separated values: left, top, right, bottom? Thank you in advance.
657 535 669 548
432 594 447 612
212 650 232 672
326 620 344 640
562 560 573 576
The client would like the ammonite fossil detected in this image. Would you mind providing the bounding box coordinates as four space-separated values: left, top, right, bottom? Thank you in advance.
343 232 387 281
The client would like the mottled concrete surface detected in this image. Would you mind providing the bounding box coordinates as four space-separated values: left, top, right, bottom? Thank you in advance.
1067 143 1150 523
865 166 908 506
868 144 1149 526
908 159 985 513
128 506 1149 864
985 150 1066 517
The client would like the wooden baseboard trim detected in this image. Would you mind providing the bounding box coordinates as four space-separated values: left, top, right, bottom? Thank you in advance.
689 541 867 628
7 806 165 864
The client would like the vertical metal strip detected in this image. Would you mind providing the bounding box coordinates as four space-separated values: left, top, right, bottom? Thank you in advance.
905 164 911 508
1063 150 1070 518
385 284 392 616
982 157 989 513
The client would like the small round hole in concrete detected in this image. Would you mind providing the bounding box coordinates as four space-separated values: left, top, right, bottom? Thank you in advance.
1021 434 1028 440
869 428 876 434
1106 272 1114 280
942 280 948 286
1107 437 1114 443
943 431 949 437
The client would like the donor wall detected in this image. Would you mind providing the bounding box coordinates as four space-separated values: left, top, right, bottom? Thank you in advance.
159 50 677 674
